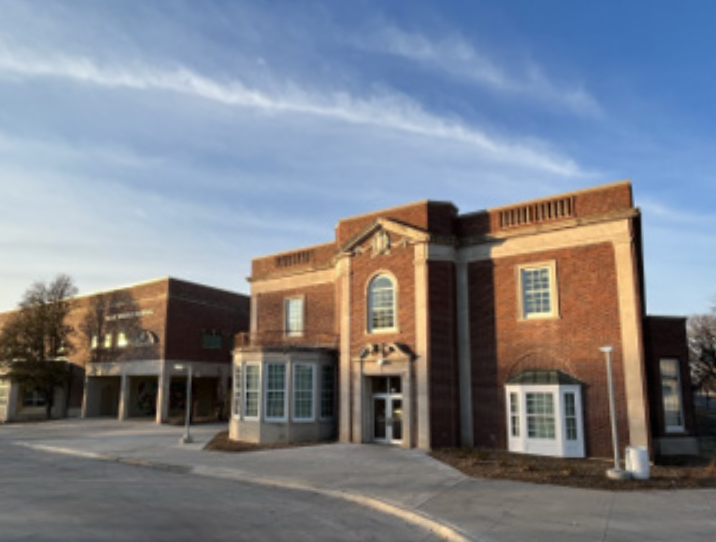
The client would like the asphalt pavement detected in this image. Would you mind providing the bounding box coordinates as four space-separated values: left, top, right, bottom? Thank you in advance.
2 419 715 542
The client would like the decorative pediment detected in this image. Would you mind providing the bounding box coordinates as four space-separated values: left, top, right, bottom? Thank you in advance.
339 218 430 256
357 342 415 364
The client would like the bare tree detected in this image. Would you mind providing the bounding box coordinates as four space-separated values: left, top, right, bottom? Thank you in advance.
0 275 78 419
688 312 716 401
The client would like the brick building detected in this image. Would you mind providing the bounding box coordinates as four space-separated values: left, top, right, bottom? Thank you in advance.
1 277 249 424
230 180 697 458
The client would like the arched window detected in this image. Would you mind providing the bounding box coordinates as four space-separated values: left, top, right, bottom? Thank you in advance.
368 274 396 332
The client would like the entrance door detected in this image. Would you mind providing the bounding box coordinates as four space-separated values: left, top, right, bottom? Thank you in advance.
372 377 403 445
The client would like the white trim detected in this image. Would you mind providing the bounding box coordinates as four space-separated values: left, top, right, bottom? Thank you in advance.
516 261 559 320
505 383 585 458
292 363 315 422
232 363 242 419
264 362 288 422
366 272 398 334
660 358 685 433
243 362 261 421
284 296 305 337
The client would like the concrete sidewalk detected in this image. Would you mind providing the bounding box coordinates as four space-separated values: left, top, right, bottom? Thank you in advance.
4 419 716 542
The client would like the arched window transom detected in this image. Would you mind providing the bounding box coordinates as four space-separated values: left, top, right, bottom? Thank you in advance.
368 274 396 332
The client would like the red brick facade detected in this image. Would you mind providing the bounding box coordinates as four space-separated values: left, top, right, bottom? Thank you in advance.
1 277 249 423
238 181 696 457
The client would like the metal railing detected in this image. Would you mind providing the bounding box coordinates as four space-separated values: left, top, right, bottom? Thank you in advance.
235 331 339 350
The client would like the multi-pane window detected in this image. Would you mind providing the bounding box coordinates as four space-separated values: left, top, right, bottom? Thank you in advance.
506 383 584 458
320 365 335 419
265 363 287 420
509 392 520 437
285 298 304 337
233 365 242 417
293 364 314 420
117 332 129 348
564 392 578 441
526 392 556 439
104 333 113 349
520 264 557 319
244 364 260 419
90 335 99 349
23 388 46 408
368 275 396 332
0 382 9 406
660 358 684 432
202 330 223 349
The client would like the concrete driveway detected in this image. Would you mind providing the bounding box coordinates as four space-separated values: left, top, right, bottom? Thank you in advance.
2 419 715 541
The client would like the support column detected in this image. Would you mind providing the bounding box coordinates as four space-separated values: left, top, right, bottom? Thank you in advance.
456 258 474 447
414 243 431 450
118 372 129 421
337 256 352 443
156 361 170 424
614 235 650 449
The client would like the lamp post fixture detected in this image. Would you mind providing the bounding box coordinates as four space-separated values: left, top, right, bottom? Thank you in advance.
600 346 630 480
174 364 193 444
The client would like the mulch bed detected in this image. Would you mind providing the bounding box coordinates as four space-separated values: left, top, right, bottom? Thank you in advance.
430 448 716 490
203 431 716 491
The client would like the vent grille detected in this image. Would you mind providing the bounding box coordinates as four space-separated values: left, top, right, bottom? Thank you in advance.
276 250 313 268
499 196 575 229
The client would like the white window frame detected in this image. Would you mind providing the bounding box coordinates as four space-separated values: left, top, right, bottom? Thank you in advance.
660 358 685 433
293 363 315 422
232 364 242 419
243 363 261 421
367 273 398 333
0 381 9 407
517 261 559 320
284 297 305 337
265 362 288 422
505 384 584 458
320 364 336 421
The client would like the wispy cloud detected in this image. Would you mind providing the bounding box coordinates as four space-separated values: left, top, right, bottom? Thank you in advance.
639 198 716 226
0 39 583 177
355 24 601 118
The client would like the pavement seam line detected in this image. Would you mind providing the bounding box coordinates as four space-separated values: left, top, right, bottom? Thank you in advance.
14 442 478 542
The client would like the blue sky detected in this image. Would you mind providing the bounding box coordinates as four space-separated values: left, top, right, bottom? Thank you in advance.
1 0 715 315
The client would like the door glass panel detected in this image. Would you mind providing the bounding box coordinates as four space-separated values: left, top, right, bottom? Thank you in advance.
388 377 401 394
391 398 403 441
372 377 388 394
374 398 387 440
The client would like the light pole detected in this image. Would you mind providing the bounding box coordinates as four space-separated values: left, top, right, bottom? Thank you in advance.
600 346 629 480
174 364 193 444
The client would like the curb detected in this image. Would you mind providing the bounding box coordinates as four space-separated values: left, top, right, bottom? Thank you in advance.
15 442 477 542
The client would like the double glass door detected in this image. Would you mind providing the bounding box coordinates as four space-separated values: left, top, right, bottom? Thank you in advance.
372 377 403 444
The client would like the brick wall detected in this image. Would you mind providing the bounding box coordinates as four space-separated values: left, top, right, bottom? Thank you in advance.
349 231 417 357
252 282 337 347
165 278 249 363
427 260 460 447
470 242 631 457
643 316 695 439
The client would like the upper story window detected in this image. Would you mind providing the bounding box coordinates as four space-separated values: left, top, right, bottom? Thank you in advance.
368 274 396 333
660 358 685 433
518 262 559 320
117 332 129 348
202 330 223 349
285 297 304 337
